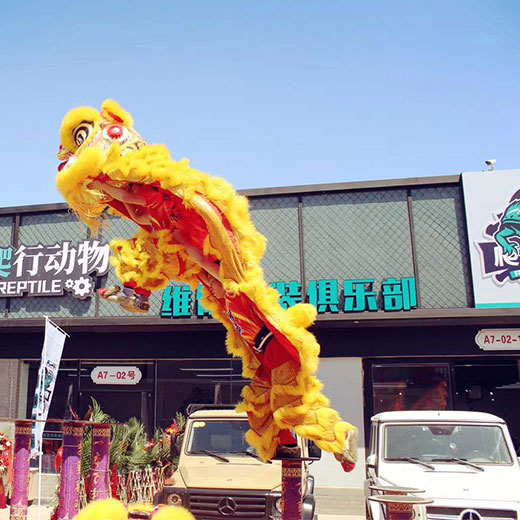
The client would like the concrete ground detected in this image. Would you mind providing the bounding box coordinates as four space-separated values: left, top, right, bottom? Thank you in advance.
0 504 52 519
318 516 364 520
0 505 365 519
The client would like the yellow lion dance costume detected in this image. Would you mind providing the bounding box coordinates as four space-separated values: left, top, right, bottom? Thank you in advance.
73 499 194 520
56 99 357 467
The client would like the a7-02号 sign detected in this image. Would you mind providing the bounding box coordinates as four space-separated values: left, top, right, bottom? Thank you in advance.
91 366 143 385
475 329 520 351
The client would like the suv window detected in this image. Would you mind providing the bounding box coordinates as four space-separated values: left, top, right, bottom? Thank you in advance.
384 424 512 465
187 420 251 454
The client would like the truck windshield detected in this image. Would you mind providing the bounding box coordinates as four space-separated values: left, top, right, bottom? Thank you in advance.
187 420 252 455
384 424 512 465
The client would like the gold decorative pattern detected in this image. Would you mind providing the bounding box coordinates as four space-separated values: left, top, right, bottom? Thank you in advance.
92 426 111 437
14 426 33 436
63 424 85 436
281 467 302 478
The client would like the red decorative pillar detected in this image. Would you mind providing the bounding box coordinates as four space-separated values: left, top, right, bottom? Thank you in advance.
9 420 33 520
89 424 111 501
57 421 85 520
281 448 302 520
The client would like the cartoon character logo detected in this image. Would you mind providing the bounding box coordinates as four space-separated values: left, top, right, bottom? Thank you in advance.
477 189 520 284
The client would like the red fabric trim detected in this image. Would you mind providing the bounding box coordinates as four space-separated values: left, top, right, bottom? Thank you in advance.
279 430 297 445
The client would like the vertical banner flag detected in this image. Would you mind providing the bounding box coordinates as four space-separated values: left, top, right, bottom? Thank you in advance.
30 318 67 457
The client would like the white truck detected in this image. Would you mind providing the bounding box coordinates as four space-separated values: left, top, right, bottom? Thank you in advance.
155 406 319 520
366 411 520 520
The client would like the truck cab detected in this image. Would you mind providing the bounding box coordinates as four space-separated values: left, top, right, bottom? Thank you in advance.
155 407 318 520
366 411 520 520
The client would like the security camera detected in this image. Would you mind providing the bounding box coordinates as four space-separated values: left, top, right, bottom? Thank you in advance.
485 159 496 171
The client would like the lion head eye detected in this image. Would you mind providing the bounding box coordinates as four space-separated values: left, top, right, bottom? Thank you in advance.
73 123 93 147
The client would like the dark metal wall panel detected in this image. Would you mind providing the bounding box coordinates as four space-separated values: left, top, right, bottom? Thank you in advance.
302 190 415 296
0 217 12 246
0 179 476 320
0 217 13 317
249 197 301 283
18 212 84 244
411 186 473 308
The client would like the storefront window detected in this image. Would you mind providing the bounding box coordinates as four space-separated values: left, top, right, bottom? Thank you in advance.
453 360 520 451
156 359 247 430
372 364 450 414
24 357 250 471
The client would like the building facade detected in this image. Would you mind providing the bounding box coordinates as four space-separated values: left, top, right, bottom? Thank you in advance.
1 171 520 494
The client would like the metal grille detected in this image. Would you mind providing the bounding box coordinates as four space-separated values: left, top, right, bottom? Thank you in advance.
249 196 301 283
188 490 267 518
0 217 12 317
302 190 414 300
18 211 86 244
0 217 12 246
97 215 162 317
412 186 473 308
428 506 517 520
8 212 95 319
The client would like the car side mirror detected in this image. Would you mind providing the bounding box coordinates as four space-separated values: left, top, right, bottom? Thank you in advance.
308 441 322 460
171 433 182 459
366 453 377 469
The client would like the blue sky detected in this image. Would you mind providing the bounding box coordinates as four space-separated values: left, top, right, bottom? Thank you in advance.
1 1 519 207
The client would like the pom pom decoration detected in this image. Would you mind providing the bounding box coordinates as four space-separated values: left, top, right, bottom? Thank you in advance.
73 499 128 520
73 499 195 520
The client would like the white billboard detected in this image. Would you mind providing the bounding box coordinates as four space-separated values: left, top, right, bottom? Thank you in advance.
462 170 520 308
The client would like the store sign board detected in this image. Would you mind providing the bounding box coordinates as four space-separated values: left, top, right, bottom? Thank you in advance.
0 240 110 299
475 329 520 351
160 277 417 318
91 366 142 385
462 171 520 308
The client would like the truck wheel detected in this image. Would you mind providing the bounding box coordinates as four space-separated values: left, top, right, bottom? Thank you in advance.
302 495 316 520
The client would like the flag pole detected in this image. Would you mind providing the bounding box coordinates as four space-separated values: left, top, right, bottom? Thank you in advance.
44 316 70 338
36 318 48 520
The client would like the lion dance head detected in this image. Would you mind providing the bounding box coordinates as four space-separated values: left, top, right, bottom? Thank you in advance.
56 99 147 232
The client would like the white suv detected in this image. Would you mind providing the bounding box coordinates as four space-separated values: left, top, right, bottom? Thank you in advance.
365 411 520 520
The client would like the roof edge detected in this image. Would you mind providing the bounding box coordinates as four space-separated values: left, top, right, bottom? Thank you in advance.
0 174 461 215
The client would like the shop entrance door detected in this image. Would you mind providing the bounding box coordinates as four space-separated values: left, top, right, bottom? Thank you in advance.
79 361 155 433
79 390 154 433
